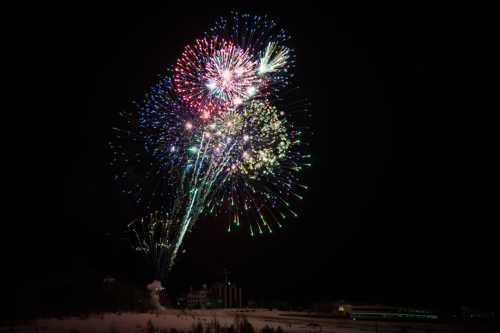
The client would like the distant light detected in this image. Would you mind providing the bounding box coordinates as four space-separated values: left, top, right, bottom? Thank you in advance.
170 146 176 152
233 97 243 105
185 121 193 130
243 134 250 142
189 146 198 153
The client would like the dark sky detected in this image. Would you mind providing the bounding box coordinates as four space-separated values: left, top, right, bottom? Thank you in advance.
4 3 496 314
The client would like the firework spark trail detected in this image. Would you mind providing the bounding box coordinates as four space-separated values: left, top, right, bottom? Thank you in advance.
167 102 302 248
112 12 310 280
258 42 290 75
128 212 176 281
170 131 240 267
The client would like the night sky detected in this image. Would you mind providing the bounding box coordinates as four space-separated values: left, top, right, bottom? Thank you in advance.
4 3 496 315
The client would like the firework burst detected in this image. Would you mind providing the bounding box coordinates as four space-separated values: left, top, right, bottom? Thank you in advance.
112 12 309 278
128 212 176 281
203 101 309 236
174 37 260 116
208 12 295 92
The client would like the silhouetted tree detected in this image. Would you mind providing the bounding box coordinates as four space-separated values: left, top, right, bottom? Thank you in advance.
192 322 203 333
259 326 274 333
146 319 156 333
239 318 255 333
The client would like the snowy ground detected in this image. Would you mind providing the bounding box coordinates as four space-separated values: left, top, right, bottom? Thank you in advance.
4 309 493 332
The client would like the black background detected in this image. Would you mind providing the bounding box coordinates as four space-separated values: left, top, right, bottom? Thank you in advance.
4 3 496 316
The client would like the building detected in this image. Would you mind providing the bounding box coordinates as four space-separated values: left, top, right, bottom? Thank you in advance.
345 303 438 321
184 282 243 308
312 301 438 321
186 285 210 308
211 282 243 308
460 306 495 321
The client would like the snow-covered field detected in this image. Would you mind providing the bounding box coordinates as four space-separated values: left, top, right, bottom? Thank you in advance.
5 309 493 333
